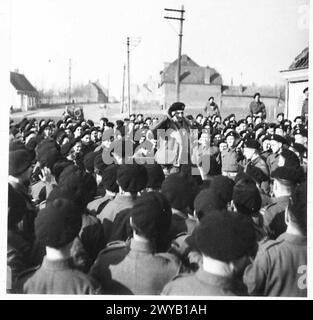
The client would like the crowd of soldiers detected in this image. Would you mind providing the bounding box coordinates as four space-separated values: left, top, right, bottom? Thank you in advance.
7 95 308 296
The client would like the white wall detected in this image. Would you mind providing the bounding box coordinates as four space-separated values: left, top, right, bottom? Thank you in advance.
287 80 308 122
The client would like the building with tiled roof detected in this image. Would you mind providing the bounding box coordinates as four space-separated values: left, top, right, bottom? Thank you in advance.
280 47 308 121
10 71 38 112
159 55 284 120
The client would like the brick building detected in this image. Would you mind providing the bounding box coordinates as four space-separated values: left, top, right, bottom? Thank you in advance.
159 54 284 120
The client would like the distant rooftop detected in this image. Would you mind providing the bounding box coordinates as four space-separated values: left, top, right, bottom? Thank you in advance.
288 47 309 70
160 54 223 85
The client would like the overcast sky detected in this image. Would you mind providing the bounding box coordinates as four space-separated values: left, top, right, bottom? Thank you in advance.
9 0 309 97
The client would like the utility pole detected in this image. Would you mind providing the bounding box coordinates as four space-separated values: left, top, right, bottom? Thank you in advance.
68 58 72 103
121 64 126 113
164 5 185 101
127 37 131 117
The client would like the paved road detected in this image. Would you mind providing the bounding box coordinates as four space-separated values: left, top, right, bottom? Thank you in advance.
10 103 166 125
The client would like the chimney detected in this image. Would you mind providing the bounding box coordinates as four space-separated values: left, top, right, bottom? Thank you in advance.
204 67 211 84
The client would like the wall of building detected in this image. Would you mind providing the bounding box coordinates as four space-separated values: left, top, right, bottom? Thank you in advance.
163 83 222 110
9 85 21 111
287 80 308 121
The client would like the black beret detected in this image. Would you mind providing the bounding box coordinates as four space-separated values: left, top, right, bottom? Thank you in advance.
194 188 227 220
35 198 82 248
161 173 194 210
243 139 261 150
101 164 119 193
130 192 172 239
144 164 165 189
253 92 261 98
195 211 257 262
263 134 272 141
80 130 91 139
208 96 214 101
37 143 60 169
294 116 303 122
303 87 308 93
9 150 32 176
83 152 97 172
116 120 124 127
210 175 235 204
86 119 94 127
117 164 148 193
271 167 300 184
225 130 239 139
237 119 247 125
168 102 185 115
280 149 300 168
293 128 307 137
233 178 262 215
292 143 307 155
253 123 264 132
270 134 287 145
60 141 75 156
58 165 97 206
277 113 284 117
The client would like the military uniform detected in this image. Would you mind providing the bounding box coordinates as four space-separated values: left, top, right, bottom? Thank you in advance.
89 238 182 295
247 155 270 193
244 233 307 297
221 147 243 178
266 152 280 175
87 193 116 217
16 256 102 294
162 268 247 296
261 195 289 240
97 194 135 243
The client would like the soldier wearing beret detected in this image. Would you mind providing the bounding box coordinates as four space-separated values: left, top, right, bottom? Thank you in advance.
260 166 299 240
244 183 307 296
242 139 270 194
16 198 101 294
162 211 257 296
249 93 267 119
152 102 191 169
97 164 148 242
9 150 37 244
161 173 197 240
266 134 286 175
89 192 182 295
204 96 220 118
221 131 244 179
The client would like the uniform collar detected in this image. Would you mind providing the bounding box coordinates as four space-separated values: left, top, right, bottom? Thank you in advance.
130 238 155 254
277 232 307 245
195 268 235 290
41 256 74 271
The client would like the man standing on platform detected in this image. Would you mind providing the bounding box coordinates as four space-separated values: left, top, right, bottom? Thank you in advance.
250 93 267 119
